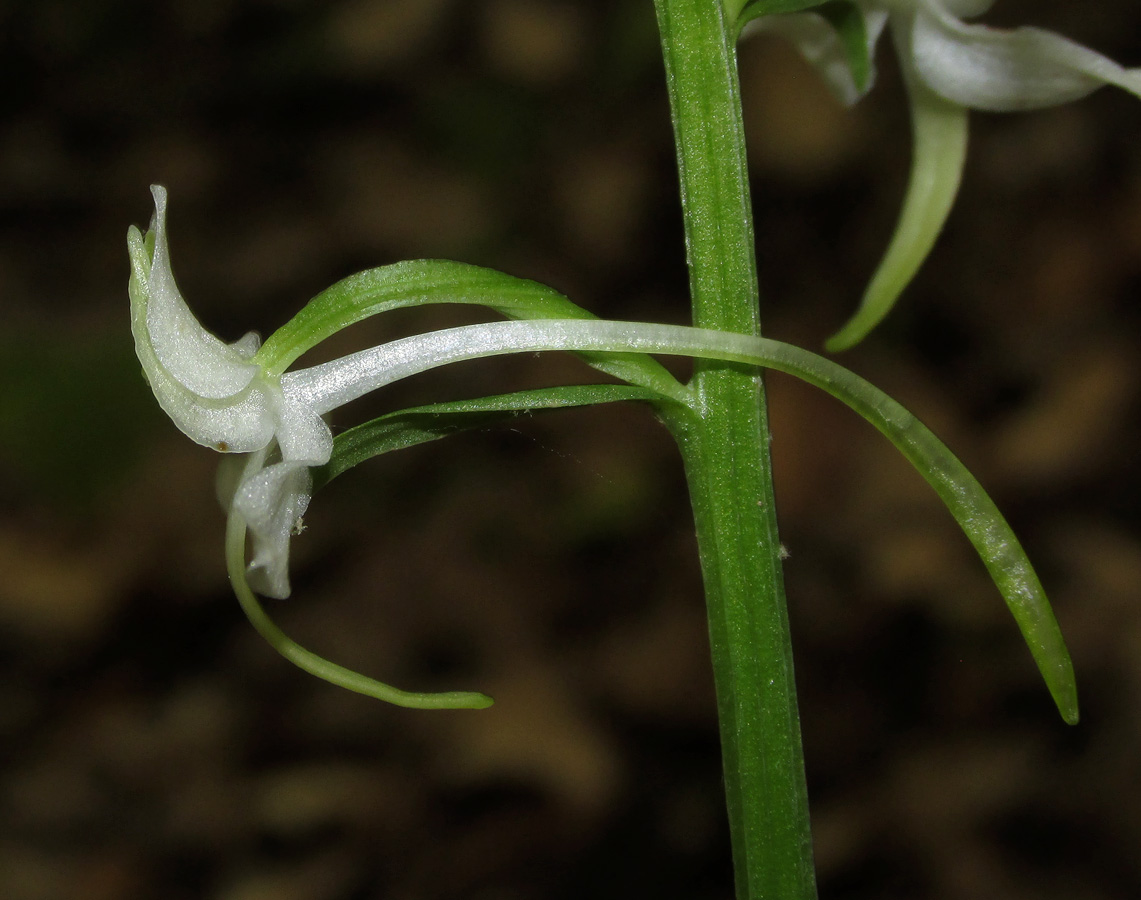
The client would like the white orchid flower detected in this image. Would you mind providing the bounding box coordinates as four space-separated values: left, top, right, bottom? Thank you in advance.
128 185 330 598
129 185 1079 716
748 0 1141 349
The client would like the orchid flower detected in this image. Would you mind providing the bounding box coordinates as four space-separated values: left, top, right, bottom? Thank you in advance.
128 186 331 599
129 186 1078 719
745 0 1141 350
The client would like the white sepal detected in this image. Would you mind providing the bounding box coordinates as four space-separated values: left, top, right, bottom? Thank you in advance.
128 186 282 452
128 225 278 453
913 0 1141 111
143 185 264 399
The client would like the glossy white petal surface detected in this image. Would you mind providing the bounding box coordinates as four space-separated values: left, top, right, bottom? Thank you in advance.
130 185 336 599
128 219 278 453
144 186 264 399
913 0 1141 110
272 393 334 466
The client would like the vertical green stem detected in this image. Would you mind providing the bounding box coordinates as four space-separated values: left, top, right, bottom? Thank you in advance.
652 1 817 898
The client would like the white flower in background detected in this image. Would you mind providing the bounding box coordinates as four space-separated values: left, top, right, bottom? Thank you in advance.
128 186 330 597
749 0 1141 349
898 0 1141 112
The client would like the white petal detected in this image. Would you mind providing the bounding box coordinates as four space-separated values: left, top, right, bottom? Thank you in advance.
128 226 277 452
144 185 263 399
913 1 1141 111
232 452 312 599
144 363 276 452
744 7 889 106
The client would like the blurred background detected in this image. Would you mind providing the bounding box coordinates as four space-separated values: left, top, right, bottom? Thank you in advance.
2 1 1140 898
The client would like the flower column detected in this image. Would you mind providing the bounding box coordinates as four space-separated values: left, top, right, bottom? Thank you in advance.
652 1 817 898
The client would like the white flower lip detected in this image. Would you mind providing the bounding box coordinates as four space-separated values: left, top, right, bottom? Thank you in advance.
231 450 313 599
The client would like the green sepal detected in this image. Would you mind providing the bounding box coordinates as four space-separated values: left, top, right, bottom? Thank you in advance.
315 383 664 490
254 259 687 404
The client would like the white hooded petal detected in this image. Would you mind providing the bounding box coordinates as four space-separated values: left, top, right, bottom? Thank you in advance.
232 450 313 599
139 359 276 453
128 223 277 452
143 185 264 399
913 0 1141 111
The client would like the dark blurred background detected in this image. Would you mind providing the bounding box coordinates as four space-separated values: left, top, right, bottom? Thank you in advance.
2 1 1140 898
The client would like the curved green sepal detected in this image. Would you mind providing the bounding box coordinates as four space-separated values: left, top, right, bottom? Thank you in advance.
826 71 969 351
225 507 494 710
316 383 665 490
254 259 687 404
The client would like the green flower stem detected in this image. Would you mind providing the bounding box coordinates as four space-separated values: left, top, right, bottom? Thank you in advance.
315 384 666 488
652 1 817 898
